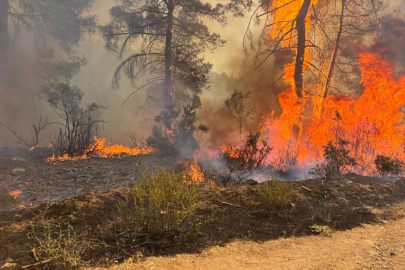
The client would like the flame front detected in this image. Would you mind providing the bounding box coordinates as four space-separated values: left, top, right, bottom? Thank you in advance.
262 50 405 175
47 136 153 163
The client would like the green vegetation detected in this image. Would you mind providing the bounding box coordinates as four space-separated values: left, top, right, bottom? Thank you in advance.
0 191 18 208
310 139 356 179
117 167 201 240
147 100 209 158
374 155 403 176
223 131 272 172
258 177 294 211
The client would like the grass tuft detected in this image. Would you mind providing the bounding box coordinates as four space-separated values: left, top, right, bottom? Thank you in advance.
116 166 201 240
258 177 294 211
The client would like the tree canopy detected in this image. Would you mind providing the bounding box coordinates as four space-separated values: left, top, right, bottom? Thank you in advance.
101 0 229 106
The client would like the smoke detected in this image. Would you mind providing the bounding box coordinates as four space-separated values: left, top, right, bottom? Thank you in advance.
199 51 285 147
2 0 405 151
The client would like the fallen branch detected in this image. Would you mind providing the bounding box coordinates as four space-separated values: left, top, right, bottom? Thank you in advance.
222 201 242 208
301 186 313 192
32 248 39 262
22 258 53 269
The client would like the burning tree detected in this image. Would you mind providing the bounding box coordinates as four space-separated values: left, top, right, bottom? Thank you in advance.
244 0 386 99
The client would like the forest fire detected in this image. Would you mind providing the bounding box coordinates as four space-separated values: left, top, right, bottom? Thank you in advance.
184 159 205 184
260 50 405 176
47 137 153 163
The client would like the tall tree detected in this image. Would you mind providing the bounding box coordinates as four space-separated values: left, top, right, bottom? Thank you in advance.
0 0 96 85
225 90 254 141
244 0 386 99
101 0 228 106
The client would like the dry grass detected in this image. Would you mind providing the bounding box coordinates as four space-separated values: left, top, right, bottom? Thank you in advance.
29 220 92 269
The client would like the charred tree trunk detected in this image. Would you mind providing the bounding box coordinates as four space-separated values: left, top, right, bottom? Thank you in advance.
323 0 345 99
294 0 311 98
164 0 175 105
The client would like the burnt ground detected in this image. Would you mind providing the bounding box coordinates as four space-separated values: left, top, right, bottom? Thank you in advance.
0 150 405 269
0 150 178 209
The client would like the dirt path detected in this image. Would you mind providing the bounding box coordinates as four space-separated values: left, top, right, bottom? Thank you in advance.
88 217 405 270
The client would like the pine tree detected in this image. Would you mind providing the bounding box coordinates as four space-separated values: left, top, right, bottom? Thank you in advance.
101 0 228 106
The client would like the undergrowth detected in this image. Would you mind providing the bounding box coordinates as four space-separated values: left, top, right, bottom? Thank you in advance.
223 131 272 172
258 177 295 211
116 166 201 242
0 191 18 208
29 220 91 269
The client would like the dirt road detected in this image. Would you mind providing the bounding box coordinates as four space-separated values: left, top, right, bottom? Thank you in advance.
89 216 405 270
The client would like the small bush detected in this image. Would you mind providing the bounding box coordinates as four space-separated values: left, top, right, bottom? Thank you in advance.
44 83 105 155
310 139 356 179
30 222 91 269
223 131 272 172
375 155 403 176
272 140 299 176
117 167 200 240
147 99 209 158
0 191 18 207
258 177 294 211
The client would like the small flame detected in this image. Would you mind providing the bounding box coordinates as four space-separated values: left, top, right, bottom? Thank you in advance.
8 190 23 198
184 159 205 184
47 136 153 163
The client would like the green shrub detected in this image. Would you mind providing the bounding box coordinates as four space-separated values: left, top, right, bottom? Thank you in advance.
375 155 403 176
147 99 209 158
223 131 272 172
310 139 356 179
258 177 294 211
0 191 18 207
117 167 201 240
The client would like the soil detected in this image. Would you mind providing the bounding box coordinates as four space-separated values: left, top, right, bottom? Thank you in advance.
89 216 405 270
0 153 177 210
0 152 405 269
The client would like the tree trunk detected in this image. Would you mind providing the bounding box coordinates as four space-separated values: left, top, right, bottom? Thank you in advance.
164 0 175 105
323 0 345 99
239 120 242 141
0 0 8 59
294 0 311 98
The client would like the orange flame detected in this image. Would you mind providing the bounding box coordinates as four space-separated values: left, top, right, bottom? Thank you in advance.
262 50 405 175
7 190 23 198
47 136 153 163
183 159 205 184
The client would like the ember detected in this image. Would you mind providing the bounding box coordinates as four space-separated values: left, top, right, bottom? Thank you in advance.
7 190 23 198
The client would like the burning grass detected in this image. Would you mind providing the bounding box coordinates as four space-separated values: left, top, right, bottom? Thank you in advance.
47 136 153 163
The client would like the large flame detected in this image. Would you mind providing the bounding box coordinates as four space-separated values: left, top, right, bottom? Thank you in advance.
262 50 405 175
47 136 153 163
